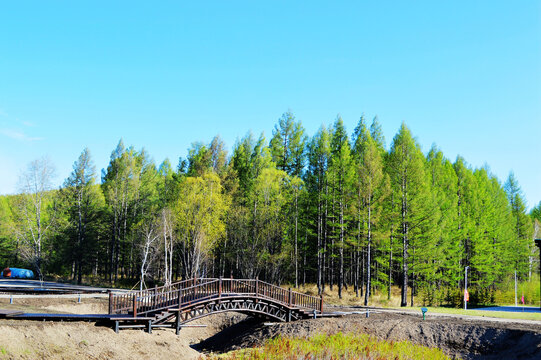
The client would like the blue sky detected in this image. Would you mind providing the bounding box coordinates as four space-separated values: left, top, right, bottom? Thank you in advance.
1 1 540 208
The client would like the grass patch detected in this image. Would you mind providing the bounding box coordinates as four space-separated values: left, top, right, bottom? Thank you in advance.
205 332 452 360
293 283 541 321
397 306 541 322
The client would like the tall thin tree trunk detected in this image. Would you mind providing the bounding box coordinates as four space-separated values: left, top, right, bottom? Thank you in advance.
339 186 344 299
365 200 371 306
294 191 298 288
388 225 393 301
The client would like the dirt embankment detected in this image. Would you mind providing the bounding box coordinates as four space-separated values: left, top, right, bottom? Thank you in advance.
0 313 249 360
195 312 541 360
1 295 540 359
0 295 247 359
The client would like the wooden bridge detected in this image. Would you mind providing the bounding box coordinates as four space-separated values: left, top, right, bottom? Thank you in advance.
108 278 324 333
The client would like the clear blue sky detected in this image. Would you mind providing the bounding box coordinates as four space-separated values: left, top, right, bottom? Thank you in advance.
1 1 540 209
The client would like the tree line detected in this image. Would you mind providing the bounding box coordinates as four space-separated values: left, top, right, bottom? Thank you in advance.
0 112 539 306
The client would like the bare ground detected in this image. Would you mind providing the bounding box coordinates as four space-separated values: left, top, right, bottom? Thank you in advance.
1 296 541 359
0 313 247 359
0 296 245 359
195 312 541 360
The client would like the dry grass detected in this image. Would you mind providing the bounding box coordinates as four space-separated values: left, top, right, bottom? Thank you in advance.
294 283 413 308
293 283 541 321
205 332 452 360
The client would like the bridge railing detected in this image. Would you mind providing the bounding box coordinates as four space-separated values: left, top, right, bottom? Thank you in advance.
109 277 323 317
109 277 216 315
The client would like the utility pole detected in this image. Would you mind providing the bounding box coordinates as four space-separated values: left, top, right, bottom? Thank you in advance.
464 266 469 310
535 239 541 308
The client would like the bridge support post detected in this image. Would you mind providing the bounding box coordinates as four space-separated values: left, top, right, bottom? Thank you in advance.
288 288 292 306
175 311 181 335
132 295 138 318
219 277 222 298
288 288 292 322
320 295 324 313
177 286 182 308
108 290 113 315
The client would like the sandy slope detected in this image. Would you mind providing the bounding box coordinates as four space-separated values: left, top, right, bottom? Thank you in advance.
0 295 243 359
0 320 203 359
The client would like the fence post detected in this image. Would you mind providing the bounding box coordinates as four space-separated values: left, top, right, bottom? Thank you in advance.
133 294 138 318
287 288 292 321
177 285 182 309
320 295 324 313
108 290 113 314
288 288 292 306
219 277 222 298
255 278 259 297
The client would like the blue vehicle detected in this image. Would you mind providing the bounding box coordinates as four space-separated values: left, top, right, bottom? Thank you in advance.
1 267 35 279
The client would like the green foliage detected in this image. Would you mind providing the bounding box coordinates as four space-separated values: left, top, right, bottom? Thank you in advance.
0 196 17 265
269 111 307 177
493 273 541 306
0 112 536 304
176 171 229 278
388 123 432 306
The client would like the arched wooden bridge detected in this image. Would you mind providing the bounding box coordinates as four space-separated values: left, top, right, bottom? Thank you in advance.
108 278 324 333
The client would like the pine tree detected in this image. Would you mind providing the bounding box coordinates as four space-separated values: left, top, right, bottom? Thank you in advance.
328 116 354 299
305 126 331 293
269 111 307 177
388 123 430 307
424 146 457 304
370 116 386 152
505 173 533 279
61 148 104 284
357 135 389 305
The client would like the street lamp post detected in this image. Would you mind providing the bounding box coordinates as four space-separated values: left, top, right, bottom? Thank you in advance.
535 239 541 310
464 266 469 310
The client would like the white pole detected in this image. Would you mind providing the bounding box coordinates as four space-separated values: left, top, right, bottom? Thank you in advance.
464 266 469 310
514 270 517 307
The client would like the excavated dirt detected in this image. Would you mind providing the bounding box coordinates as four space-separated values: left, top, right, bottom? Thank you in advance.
0 313 248 359
195 312 541 360
1 296 541 359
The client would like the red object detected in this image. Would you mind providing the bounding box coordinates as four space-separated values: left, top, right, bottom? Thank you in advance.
521 295 525 304
464 289 469 302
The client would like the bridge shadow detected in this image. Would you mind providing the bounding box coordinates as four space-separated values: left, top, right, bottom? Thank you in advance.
192 316 266 354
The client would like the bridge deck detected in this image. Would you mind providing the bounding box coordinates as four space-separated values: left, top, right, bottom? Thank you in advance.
109 278 323 330
0 278 325 334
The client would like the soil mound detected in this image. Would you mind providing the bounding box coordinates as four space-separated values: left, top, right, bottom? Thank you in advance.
195 312 541 359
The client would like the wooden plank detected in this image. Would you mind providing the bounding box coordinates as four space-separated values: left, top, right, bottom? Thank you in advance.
109 317 153 321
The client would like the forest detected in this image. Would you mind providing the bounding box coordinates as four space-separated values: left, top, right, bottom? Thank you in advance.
0 112 539 307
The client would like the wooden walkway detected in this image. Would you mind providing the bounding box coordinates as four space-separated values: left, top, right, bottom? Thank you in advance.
109 278 324 333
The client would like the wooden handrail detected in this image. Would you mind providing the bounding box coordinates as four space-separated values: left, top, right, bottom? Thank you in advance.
110 277 323 316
